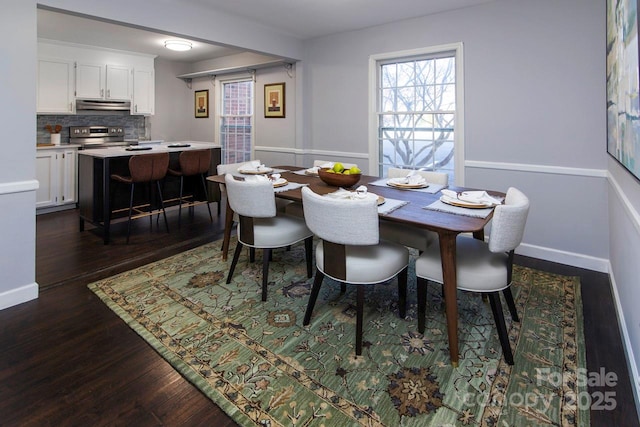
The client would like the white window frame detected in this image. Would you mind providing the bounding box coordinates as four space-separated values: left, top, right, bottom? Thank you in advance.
368 42 465 184
215 74 256 164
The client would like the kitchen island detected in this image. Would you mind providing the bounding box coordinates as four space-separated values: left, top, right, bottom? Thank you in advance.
78 141 221 244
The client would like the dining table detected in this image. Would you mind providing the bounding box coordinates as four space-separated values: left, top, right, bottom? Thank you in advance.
207 165 504 366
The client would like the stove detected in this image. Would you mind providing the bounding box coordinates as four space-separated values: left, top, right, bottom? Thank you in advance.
70 126 127 149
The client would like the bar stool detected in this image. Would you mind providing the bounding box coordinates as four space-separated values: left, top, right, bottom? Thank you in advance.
167 149 213 227
110 152 170 243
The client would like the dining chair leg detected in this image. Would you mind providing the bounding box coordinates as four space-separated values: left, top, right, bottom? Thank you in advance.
303 269 325 325
262 248 271 301
304 237 313 278
126 183 135 244
156 181 169 234
226 242 244 284
488 292 514 365
417 277 428 334
355 285 364 356
397 267 408 319
502 287 520 322
340 283 347 294
250 247 256 262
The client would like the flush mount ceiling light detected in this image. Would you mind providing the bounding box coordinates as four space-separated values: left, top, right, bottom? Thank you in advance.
164 40 192 51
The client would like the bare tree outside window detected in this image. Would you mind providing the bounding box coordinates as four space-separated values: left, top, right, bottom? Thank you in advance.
378 55 456 181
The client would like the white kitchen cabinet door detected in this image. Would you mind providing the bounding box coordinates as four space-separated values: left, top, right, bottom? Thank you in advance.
36 151 57 208
105 64 131 100
37 58 74 114
60 149 77 205
75 61 104 99
132 68 154 115
36 148 78 211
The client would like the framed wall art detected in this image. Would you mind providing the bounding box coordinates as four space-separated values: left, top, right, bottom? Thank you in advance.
607 0 640 181
195 89 209 118
264 82 285 118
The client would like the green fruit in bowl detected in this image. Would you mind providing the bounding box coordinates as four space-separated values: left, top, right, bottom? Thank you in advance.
343 170 351 175
349 166 361 174
332 163 345 173
326 169 335 173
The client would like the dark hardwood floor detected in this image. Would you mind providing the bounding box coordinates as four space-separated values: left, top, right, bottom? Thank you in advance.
0 206 637 426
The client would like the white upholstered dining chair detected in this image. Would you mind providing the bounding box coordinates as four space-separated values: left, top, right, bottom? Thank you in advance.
379 168 449 252
414 187 530 365
301 186 409 356
224 174 314 301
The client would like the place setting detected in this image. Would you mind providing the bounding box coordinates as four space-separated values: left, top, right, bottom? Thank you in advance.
323 185 409 215
424 188 504 218
369 171 446 194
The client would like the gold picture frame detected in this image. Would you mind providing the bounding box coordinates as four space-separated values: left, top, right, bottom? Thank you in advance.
264 83 285 118
195 89 209 118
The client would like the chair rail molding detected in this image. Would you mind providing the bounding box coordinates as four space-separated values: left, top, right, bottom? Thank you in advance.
465 160 608 178
0 179 39 195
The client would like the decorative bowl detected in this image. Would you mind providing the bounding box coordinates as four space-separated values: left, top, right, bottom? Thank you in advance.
317 168 361 188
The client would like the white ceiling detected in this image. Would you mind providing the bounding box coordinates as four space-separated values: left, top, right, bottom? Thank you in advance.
38 0 494 63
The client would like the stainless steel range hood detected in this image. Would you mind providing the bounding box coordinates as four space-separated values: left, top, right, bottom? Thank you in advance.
76 99 131 114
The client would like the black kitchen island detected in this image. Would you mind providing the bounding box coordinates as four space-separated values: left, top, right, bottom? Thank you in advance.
78 142 221 244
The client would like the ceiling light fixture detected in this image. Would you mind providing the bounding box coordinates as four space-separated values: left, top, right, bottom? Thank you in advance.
164 40 192 51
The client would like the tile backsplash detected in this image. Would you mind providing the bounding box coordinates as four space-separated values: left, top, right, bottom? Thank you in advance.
37 114 146 145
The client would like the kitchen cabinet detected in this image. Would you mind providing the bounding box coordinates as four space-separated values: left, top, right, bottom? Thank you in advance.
75 62 131 100
132 67 154 115
37 57 75 114
36 147 78 212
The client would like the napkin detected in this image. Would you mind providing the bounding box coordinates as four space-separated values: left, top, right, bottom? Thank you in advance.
244 174 270 183
441 189 502 205
392 171 426 185
239 161 265 172
325 186 376 201
306 166 320 174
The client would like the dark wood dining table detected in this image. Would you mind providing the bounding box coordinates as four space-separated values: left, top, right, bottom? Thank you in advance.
207 166 503 366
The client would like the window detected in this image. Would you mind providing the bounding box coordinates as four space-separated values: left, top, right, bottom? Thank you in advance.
220 79 254 164
370 44 464 184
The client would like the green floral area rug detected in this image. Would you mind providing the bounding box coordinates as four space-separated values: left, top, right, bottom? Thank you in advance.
89 238 589 427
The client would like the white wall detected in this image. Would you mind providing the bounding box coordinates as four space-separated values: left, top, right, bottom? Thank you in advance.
150 59 194 142
0 0 39 308
254 66 298 166
301 0 608 269
608 157 640 410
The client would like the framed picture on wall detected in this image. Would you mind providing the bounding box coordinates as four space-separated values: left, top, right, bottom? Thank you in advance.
606 0 640 182
195 90 209 118
264 83 285 118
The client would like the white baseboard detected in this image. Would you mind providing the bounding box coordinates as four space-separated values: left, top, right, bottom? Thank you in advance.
0 282 38 310
517 242 609 273
607 263 640 418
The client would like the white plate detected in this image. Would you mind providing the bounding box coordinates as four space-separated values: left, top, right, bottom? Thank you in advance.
387 178 428 189
440 195 491 209
238 167 273 175
272 178 288 188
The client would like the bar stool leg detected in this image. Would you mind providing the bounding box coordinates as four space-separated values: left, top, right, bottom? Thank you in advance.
200 173 213 222
126 183 135 244
177 176 184 228
157 180 170 234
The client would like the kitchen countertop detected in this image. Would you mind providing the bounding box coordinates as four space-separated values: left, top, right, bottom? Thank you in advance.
37 143 82 150
77 141 220 158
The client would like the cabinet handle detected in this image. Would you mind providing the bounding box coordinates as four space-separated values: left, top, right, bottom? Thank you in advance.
135 104 138 113
101 89 104 97
107 89 110 98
